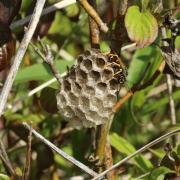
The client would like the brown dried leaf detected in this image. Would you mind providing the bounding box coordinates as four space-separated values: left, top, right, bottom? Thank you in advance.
0 23 15 71
0 0 21 24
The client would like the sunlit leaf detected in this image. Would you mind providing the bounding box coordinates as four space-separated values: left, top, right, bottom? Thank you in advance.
0 174 10 180
125 6 158 47
127 46 160 88
110 133 153 172
149 166 175 180
15 59 74 83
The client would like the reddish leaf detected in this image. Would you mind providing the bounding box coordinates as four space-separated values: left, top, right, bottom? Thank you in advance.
0 0 22 24
125 6 158 48
0 23 15 71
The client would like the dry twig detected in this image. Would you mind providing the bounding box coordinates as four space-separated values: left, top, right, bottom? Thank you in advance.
86 1 114 179
79 0 108 33
23 122 98 177
10 0 77 29
161 27 177 146
0 141 16 177
43 45 62 85
147 82 174 97
0 0 46 117
30 41 62 85
88 0 100 49
23 124 32 180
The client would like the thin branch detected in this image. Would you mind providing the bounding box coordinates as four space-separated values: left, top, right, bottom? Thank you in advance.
147 82 174 97
79 0 108 33
95 120 111 171
28 78 57 97
166 74 176 126
10 0 77 29
0 141 16 177
0 0 47 117
113 91 133 112
88 0 100 49
43 44 63 85
121 43 136 51
87 1 114 179
161 27 177 146
30 42 62 85
92 128 180 180
23 125 32 180
23 122 98 177
104 137 115 180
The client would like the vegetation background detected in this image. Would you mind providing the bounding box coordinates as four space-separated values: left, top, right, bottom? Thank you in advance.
0 0 180 179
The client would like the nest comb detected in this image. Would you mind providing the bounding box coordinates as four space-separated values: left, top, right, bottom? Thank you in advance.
56 49 127 128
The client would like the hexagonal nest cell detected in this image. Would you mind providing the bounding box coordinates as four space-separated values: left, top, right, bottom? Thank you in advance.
56 49 127 128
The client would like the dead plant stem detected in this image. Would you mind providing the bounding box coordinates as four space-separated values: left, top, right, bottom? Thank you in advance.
161 27 177 146
0 0 47 117
22 125 32 180
79 0 108 33
23 122 98 177
0 141 16 177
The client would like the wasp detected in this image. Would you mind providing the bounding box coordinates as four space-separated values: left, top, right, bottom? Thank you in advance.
106 53 127 84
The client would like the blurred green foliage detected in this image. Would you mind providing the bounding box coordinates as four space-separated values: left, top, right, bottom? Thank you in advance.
0 0 180 179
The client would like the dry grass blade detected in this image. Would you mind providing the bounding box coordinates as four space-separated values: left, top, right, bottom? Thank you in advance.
10 0 77 29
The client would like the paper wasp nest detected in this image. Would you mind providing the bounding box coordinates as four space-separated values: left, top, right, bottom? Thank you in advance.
56 49 127 128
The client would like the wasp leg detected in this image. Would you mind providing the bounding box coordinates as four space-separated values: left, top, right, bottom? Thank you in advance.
104 62 122 69
113 70 123 77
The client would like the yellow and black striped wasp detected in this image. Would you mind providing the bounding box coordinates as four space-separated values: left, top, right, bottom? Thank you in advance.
106 52 128 84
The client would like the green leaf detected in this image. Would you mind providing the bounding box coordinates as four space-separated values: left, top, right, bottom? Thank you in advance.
48 12 72 36
131 90 145 108
127 46 159 88
110 133 153 172
0 174 10 180
21 0 31 12
142 90 180 114
149 148 165 159
110 133 136 155
15 59 74 83
65 4 79 18
54 145 72 168
125 6 158 47
149 166 174 180
175 36 180 51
